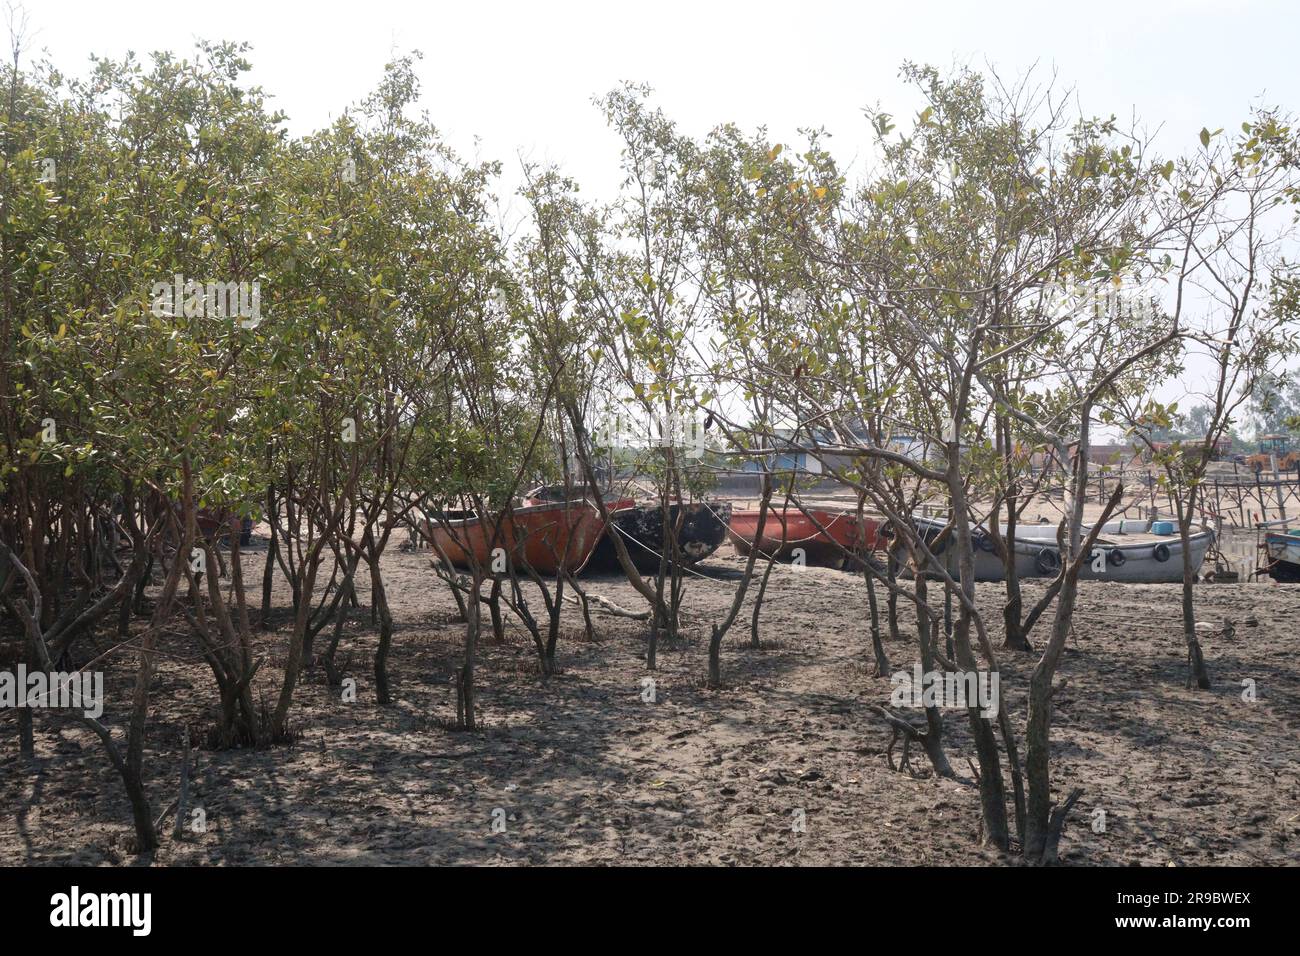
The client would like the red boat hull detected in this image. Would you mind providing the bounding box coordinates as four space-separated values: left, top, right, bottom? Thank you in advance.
196 507 241 542
726 508 879 567
422 500 611 575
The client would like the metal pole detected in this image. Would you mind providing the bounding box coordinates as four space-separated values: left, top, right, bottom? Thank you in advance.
1273 454 1289 525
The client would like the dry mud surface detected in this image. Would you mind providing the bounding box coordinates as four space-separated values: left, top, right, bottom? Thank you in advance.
3 540 1299 866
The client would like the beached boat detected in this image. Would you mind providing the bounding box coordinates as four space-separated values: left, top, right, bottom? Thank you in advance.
726 506 880 568
522 486 730 573
195 507 256 545
894 514 1042 581
901 514 1215 583
420 499 610 575
587 501 733 573
1262 530 1300 582
521 485 624 507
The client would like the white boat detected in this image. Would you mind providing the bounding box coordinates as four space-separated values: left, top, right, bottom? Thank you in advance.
899 515 1215 584
894 514 1040 582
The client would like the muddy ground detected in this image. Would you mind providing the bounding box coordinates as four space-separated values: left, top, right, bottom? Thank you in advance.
2 539 1298 866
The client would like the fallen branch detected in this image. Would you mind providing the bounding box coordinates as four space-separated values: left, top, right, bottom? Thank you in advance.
868 704 928 778
561 590 650 620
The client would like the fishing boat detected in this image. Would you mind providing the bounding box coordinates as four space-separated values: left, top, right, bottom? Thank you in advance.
726 506 880 568
587 500 733 573
1262 529 1300 582
901 514 1215 583
522 486 730 573
894 513 1043 581
420 499 611 576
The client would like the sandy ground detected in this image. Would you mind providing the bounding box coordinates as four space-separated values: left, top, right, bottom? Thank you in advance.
2 538 1298 866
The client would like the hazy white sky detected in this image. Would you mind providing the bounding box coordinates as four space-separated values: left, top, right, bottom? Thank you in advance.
24 0 1300 202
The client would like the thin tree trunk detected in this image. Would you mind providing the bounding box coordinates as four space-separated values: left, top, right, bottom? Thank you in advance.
458 575 481 730
371 549 395 706
1177 495 1211 688
946 424 1009 849
707 475 773 688
260 483 277 630
913 572 953 778
749 551 778 649
864 563 889 676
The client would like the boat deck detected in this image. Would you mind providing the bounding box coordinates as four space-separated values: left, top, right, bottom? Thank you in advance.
1085 531 1190 546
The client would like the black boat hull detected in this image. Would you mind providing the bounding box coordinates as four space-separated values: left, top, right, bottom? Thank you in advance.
1265 558 1300 582
588 502 732 573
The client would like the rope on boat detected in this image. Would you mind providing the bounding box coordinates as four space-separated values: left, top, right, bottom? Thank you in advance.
608 520 730 582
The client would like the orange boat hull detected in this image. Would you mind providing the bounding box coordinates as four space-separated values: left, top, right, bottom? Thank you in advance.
726 508 879 567
422 501 609 575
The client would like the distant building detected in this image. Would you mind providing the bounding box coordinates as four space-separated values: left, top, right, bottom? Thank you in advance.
884 433 939 463
737 426 825 475
734 428 942 478
1084 443 1143 467
1029 441 1144 471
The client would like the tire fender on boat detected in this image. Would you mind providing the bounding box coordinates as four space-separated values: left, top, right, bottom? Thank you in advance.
1152 543 1171 562
1107 548 1127 567
975 532 996 553
1035 548 1061 575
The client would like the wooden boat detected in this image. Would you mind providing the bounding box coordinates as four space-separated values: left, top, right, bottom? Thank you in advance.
586 501 733 573
902 514 1215 583
1262 530 1300 582
726 506 880 568
420 499 611 575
